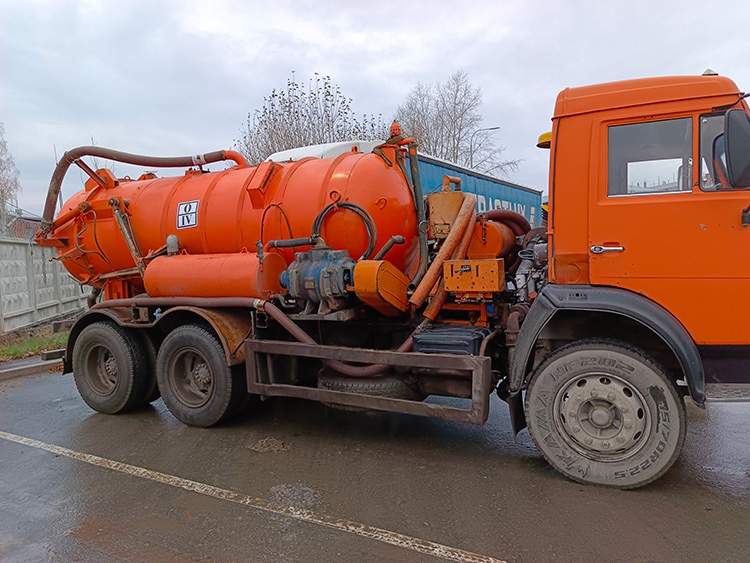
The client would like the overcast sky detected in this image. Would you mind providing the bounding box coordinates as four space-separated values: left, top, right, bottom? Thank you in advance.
2 0 749 215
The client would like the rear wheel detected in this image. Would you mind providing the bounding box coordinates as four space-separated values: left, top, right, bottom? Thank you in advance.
72 321 149 414
156 325 245 427
525 339 686 489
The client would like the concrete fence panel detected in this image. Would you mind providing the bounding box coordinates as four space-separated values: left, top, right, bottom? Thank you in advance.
0 237 86 333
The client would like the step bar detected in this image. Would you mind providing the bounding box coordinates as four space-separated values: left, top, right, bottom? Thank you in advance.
705 383 750 402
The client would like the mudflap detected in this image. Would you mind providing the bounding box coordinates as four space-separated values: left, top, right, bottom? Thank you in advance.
507 390 527 434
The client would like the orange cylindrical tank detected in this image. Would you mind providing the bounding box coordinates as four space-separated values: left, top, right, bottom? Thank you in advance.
49 145 420 295
467 221 516 259
143 252 287 298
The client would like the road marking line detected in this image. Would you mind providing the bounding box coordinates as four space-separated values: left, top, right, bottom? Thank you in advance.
0 430 505 563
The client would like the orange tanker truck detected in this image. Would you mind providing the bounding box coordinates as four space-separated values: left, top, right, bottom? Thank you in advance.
36 71 750 488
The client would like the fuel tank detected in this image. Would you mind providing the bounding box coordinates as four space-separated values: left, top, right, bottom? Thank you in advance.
46 145 420 297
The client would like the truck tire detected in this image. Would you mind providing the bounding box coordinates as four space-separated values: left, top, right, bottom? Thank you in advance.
318 374 423 411
127 328 161 406
156 324 244 427
72 321 150 414
525 339 686 489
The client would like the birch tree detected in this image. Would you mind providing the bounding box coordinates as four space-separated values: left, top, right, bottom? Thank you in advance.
236 74 387 165
0 122 22 228
394 71 520 177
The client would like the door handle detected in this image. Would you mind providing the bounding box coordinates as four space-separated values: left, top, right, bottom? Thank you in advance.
590 245 625 254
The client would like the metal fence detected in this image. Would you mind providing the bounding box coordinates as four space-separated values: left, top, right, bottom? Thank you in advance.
0 236 87 333
0 201 41 240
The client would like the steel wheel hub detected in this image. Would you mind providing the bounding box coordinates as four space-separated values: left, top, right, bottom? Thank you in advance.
170 348 214 408
554 373 649 461
86 346 118 395
103 355 117 379
189 363 212 392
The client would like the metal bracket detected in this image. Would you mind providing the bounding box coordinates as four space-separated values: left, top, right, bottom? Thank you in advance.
109 198 145 276
245 340 492 425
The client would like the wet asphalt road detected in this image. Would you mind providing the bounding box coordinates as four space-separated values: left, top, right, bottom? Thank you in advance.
1 371 749 563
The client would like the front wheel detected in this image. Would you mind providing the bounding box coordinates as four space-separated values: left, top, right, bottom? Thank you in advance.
525 339 686 489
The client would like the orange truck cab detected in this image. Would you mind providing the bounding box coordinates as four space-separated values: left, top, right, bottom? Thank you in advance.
512 72 750 486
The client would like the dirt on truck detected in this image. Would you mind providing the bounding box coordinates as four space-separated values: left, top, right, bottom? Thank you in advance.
36 71 750 489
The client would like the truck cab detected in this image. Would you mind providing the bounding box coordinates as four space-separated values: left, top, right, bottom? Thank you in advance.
514 72 750 487
546 73 750 387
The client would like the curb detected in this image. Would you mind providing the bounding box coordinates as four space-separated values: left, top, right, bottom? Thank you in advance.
0 360 63 383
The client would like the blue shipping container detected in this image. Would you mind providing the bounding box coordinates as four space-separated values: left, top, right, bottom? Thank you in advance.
414 154 543 227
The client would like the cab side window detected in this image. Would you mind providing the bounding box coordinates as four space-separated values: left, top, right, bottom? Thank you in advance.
608 118 693 196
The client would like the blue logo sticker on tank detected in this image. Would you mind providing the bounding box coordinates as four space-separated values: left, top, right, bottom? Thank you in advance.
177 200 199 229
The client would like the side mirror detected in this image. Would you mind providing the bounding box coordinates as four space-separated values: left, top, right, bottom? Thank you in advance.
725 109 750 188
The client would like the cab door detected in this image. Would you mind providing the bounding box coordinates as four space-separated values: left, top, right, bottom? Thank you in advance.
588 113 750 346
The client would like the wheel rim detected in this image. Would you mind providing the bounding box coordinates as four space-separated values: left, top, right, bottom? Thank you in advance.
168 347 215 408
84 344 118 396
553 372 650 462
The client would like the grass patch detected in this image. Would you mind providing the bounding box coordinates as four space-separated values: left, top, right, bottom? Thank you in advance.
0 327 69 361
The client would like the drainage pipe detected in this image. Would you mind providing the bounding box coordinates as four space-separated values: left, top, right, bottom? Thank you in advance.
263 300 415 378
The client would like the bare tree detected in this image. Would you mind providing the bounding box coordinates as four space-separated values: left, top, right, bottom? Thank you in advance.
0 122 22 230
394 71 520 177
236 74 388 165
